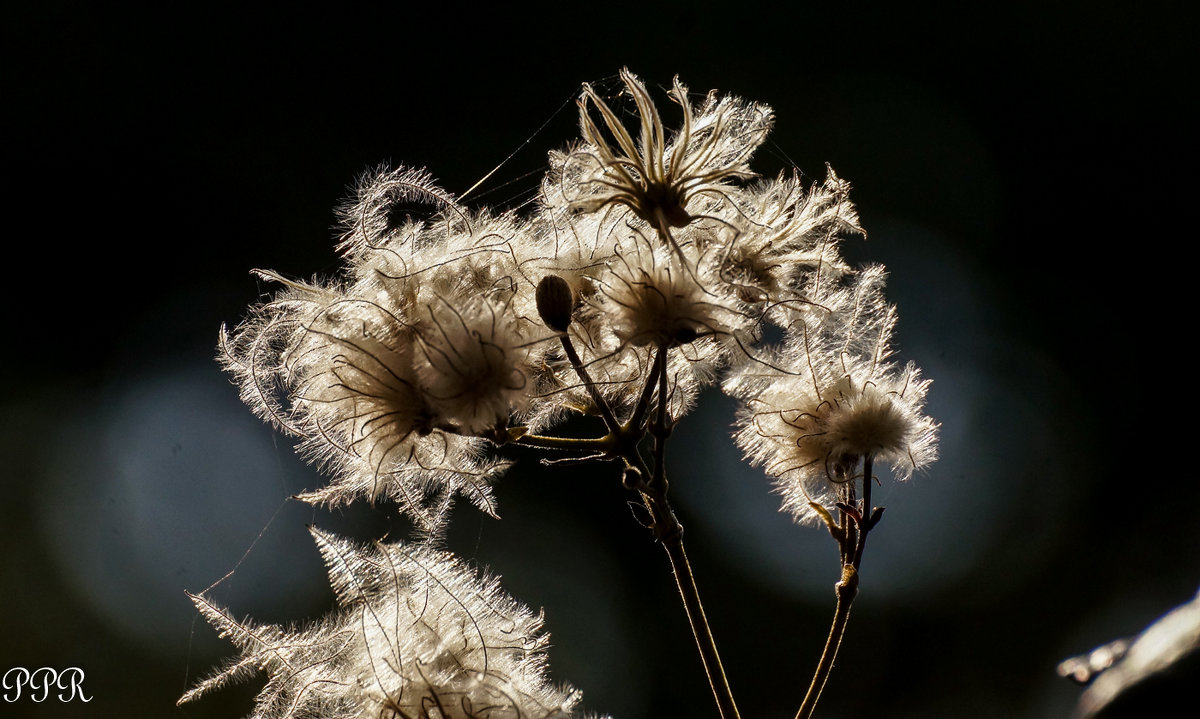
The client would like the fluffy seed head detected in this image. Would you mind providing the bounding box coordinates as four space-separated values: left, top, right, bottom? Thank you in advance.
729 267 938 524
567 68 773 233
180 529 596 718
736 361 937 524
413 294 534 435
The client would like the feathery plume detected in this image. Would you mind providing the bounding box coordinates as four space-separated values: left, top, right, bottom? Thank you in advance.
181 528 595 719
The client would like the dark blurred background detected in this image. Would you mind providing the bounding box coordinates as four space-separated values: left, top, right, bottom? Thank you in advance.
4 2 1196 717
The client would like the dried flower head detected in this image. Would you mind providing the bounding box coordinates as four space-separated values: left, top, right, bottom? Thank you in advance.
728 267 938 523
603 242 727 349
567 68 773 236
412 293 534 436
720 167 861 309
204 69 941 719
218 207 544 528
180 528 595 719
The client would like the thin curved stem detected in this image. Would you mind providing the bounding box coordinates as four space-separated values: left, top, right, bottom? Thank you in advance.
559 333 620 432
550 324 739 718
795 565 857 719
661 527 741 719
512 431 615 452
641 343 739 719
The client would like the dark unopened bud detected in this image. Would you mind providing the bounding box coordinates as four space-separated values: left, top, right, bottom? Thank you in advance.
536 275 574 332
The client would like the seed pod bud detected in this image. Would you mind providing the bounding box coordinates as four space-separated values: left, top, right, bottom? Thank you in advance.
536 275 574 332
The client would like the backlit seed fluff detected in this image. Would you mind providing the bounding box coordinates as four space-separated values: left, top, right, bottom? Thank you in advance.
722 168 860 309
728 267 938 524
413 294 535 436
568 68 773 232
219 272 511 529
180 528 599 719
204 69 939 717
602 242 745 350
219 68 934 528
735 361 938 524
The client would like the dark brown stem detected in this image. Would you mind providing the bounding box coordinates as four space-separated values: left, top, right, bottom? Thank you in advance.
853 457 874 568
549 327 738 718
626 345 667 435
650 342 670 490
795 455 877 719
559 332 619 432
643 351 738 719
